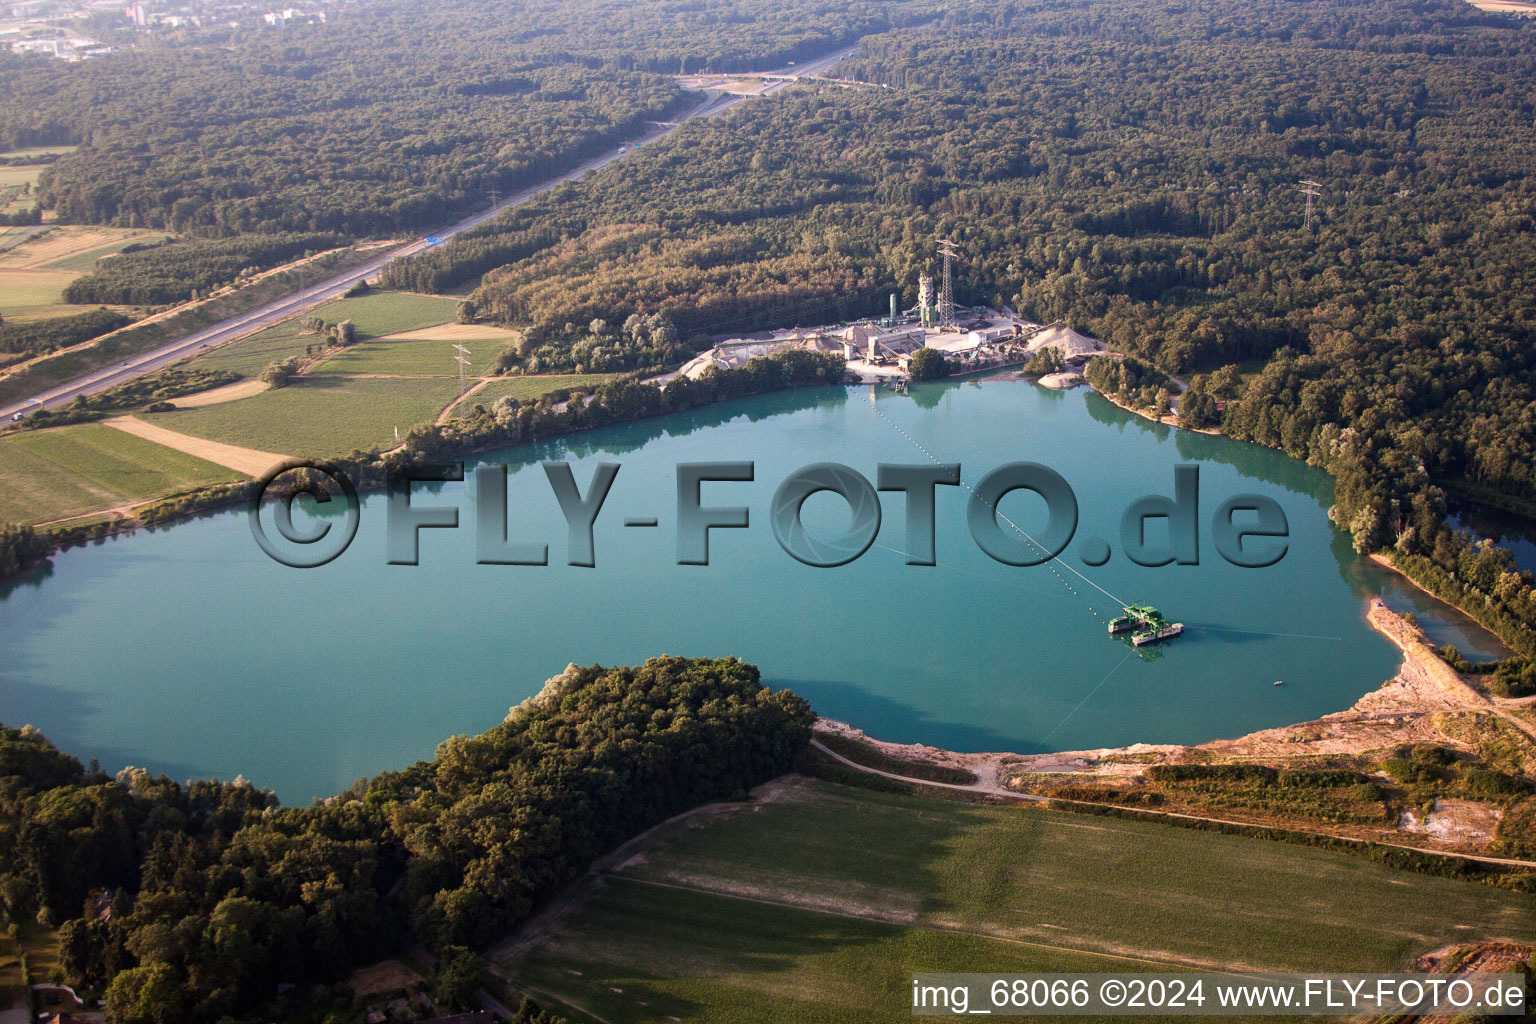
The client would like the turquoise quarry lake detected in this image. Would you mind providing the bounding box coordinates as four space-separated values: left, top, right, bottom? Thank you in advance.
0 381 1505 801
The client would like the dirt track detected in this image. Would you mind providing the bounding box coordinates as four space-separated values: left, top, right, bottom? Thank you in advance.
384 323 522 342
104 415 288 477
170 378 269 408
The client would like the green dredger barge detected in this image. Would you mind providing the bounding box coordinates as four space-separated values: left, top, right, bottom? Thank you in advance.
1108 604 1184 646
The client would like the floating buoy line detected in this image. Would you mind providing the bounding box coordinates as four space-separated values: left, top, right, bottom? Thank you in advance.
862 385 1129 628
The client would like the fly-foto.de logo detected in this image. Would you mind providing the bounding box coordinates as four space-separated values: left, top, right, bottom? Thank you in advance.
249 460 1289 572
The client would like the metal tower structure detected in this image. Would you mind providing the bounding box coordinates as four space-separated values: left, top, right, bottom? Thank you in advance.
937 238 961 331
1298 179 1322 232
453 343 472 418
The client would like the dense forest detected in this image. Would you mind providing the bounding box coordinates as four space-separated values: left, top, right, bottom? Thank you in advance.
0 657 812 1022
0 0 935 238
62 233 345 305
377 0 1536 654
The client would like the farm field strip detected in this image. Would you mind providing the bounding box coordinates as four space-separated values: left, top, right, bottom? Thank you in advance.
315 335 506 377
170 378 270 408
0 268 81 317
385 323 522 342
106 415 288 478
306 292 461 339
0 422 237 525
0 226 166 270
506 880 1183 1024
185 320 316 377
187 293 470 378
467 374 621 407
495 778 1536 1024
150 375 466 457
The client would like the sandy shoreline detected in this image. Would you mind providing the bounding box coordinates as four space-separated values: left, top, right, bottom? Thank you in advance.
816 599 1503 788
814 599 1536 856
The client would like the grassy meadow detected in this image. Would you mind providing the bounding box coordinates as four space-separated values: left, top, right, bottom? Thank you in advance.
151 375 465 457
0 163 44 220
187 320 318 377
188 291 468 378
0 423 235 524
0 268 79 320
307 291 460 339
318 336 505 377
497 778 1536 1023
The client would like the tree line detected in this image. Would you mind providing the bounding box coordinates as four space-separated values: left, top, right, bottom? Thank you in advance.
62 233 345 306
0 309 129 358
0 656 812 1022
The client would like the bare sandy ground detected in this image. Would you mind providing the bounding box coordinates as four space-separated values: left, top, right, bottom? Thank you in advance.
383 323 522 342
1467 0 1536 11
676 75 770 95
104 415 288 477
170 378 269 408
1037 371 1085 389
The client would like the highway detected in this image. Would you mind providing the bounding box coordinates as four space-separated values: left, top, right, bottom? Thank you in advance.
0 41 861 422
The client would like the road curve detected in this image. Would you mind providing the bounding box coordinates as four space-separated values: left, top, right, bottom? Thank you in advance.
0 42 862 423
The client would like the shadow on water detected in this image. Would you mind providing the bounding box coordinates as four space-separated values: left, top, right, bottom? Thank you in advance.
1332 528 1510 660
1448 495 1536 576
0 559 54 601
1079 389 1332 504
535 384 851 462
767 677 1050 754
0 529 173 604
0 675 205 783
1081 387 1171 444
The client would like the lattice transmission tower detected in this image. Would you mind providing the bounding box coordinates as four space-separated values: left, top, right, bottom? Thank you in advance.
1298 179 1322 232
453 343 472 419
937 238 962 331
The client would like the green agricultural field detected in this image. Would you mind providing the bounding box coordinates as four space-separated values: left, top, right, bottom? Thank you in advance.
187 291 460 376
317 336 506 377
467 374 620 406
151 375 465 457
0 164 44 220
0 269 77 317
188 320 318 377
310 291 460 339
0 423 236 525
498 779 1536 1023
513 882 1161 1024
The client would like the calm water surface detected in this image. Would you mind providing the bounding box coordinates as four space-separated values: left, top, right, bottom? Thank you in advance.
1 381 1492 800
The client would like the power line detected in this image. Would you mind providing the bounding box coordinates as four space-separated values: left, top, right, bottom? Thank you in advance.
1039 650 1134 745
